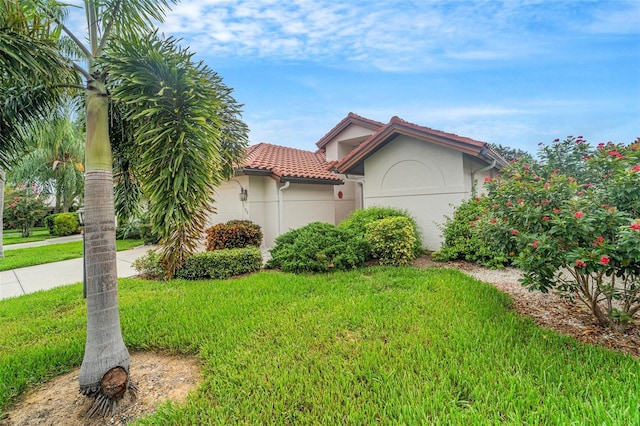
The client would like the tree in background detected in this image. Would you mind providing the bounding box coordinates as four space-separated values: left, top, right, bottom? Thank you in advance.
9 102 85 213
1 0 248 415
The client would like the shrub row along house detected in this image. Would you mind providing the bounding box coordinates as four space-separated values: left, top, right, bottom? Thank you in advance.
209 113 508 249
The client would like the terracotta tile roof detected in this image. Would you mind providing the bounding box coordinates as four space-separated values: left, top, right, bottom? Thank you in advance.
238 143 342 183
315 112 384 150
334 115 508 174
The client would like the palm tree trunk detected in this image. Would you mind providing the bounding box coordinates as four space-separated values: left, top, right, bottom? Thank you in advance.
79 77 131 399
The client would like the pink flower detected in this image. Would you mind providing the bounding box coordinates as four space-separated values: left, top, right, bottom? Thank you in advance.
574 211 584 219
13 197 19 201
630 223 640 231
541 199 549 205
542 216 550 221
632 165 640 172
600 256 610 265
511 229 519 236
506 201 513 207
484 176 494 183
532 240 539 249
492 204 499 210
9 203 16 208
575 260 587 268
553 208 562 214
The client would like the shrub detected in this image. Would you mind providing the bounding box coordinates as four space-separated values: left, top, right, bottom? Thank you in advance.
117 211 160 243
340 206 422 256
132 250 166 280
265 222 369 273
3 185 48 237
44 213 60 234
51 213 80 236
365 216 417 266
480 138 640 330
432 197 510 268
205 220 263 251
176 247 263 280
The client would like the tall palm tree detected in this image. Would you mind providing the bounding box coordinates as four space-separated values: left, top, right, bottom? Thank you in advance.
1 0 248 415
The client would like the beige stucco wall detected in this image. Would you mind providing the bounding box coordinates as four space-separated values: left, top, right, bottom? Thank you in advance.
324 124 377 162
209 176 337 248
362 135 474 251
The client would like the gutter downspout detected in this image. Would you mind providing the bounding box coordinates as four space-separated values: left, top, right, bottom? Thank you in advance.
470 159 497 196
344 174 365 209
278 181 291 235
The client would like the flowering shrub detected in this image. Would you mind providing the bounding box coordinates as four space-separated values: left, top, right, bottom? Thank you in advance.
205 220 263 251
481 138 640 330
3 184 48 237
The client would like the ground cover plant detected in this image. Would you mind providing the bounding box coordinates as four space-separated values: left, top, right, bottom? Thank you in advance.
1 268 638 424
0 239 143 271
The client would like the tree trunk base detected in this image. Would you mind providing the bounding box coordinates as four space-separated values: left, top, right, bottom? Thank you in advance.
83 367 137 418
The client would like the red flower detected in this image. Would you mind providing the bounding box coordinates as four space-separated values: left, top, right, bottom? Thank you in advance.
475 197 481 202
9 203 16 208
575 260 587 268
541 199 549 205
13 196 20 201
511 229 519 236
632 165 640 172
542 216 550 221
630 223 640 231
544 183 550 190
532 240 539 249
553 208 562 214
490 218 497 224
506 201 513 207
492 204 499 210
593 236 605 247
574 211 584 219
484 176 493 183
600 256 610 265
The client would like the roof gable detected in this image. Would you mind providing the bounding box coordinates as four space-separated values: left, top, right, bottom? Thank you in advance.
315 112 384 150
238 143 342 184
334 115 508 174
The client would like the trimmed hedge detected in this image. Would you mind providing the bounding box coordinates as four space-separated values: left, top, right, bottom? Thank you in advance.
265 222 369 273
205 220 263 251
52 213 79 236
365 216 417 266
176 247 263 280
339 206 423 257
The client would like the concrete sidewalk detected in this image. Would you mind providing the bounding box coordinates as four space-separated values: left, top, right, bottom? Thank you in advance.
0 239 154 301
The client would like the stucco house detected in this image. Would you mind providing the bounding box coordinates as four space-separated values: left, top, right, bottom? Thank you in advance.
208 112 507 250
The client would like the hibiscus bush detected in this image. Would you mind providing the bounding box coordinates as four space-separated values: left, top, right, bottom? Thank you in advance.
480 137 640 330
4 184 48 237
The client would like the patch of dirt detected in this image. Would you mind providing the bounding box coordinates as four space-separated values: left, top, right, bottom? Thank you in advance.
413 254 640 358
1 352 201 426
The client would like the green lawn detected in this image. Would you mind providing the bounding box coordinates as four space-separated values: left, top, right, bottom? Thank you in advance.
0 239 144 271
2 228 51 245
1 267 637 424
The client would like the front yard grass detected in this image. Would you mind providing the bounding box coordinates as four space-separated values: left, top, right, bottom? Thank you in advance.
2 228 50 245
0 239 144 271
1 267 637 424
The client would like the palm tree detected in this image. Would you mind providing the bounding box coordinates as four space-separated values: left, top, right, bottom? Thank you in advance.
9 104 85 213
1 0 248 415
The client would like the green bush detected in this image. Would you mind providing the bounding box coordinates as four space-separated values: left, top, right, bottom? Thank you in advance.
117 211 160 243
51 213 80 237
176 247 262 280
339 206 422 256
365 216 417 266
132 250 166 280
205 220 263 251
265 222 369 273
432 197 510 268
44 213 60 234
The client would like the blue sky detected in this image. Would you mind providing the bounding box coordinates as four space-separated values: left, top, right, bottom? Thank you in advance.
70 1 640 155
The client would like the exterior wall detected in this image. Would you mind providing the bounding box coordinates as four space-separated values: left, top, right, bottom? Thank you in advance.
324 125 377 162
333 179 359 224
209 176 337 248
463 155 496 196
362 135 469 251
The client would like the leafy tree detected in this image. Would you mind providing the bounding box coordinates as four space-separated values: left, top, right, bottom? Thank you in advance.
1 0 248 415
490 143 533 163
9 103 85 213
3 184 48 237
